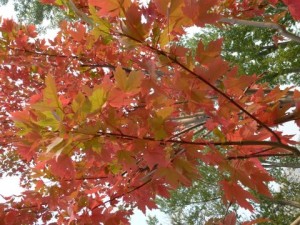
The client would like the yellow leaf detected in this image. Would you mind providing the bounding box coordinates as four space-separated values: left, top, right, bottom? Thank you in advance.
156 106 173 119
213 127 226 142
43 75 60 108
115 67 142 93
89 88 106 112
127 70 142 92
114 66 127 91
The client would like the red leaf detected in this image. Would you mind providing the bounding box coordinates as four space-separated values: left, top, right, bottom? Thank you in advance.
89 0 130 17
283 0 300 20
27 24 38 38
221 180 257 211
48 154 75 179
182 0 220 26
5 211 18 224
224 212 237 225
107 89 134 107
196 39 223 64
0 19 14 32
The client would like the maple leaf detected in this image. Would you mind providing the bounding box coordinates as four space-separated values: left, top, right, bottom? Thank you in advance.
223 212 237 225
221 180 258 211
0 19 14 32
48 154 75 179
89 87 107 112
282 0 300 20
43 75 61 109
89 0 130 17
114 66 142 94
182 0 220 26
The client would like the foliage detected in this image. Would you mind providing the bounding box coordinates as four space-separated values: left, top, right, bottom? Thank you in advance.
154 163 228 225
0 0 300 224
152 156 300 224
0 0 67 30
179 3 300 86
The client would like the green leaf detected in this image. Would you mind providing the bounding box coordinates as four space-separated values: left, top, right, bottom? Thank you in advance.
108 160 122 175
35 110 61 131
89 88 106 112
149 107 173 140
213 127 226 142
72 92 92 114
14 121 31 135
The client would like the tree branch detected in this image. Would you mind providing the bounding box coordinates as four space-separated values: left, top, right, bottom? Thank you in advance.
266 198 300 209
84 131 300 156
220 18 300 43
261 161 300 169
291 215 300 225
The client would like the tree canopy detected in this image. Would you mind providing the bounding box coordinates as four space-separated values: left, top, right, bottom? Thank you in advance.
0 0 300 224
0 0 66 29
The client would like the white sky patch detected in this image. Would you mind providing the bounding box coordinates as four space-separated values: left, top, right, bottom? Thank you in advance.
0 176 23 201
0 1 16 21
130 208 171 224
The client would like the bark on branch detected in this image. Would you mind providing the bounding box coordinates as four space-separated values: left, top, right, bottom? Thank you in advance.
86 130 300 156
220 18 300 43
265 197 300 209
291 215 300 225
262 161 300 169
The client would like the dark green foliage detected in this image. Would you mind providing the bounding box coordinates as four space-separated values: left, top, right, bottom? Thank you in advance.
221 25 300 86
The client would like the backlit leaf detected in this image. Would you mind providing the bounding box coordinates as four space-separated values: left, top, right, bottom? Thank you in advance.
89 88 106 112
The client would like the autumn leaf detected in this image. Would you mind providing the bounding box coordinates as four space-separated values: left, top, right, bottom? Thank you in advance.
89 88 107 112
221 180 258 211
283 0 300 20
43 75 61 109
114 66 142 93
224 212 237 225
48 154 75 179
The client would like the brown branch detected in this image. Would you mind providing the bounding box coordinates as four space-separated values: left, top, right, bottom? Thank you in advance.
171 122 205 138
220 18 300 43
265 198 300 209
291 215 300 225
261 161 300 169
64 176 109 181
83 130 300 155
227 153 294 160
